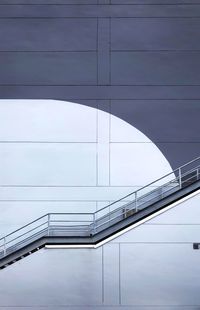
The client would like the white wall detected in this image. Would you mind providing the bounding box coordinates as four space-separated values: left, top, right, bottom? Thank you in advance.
0 191 200 309
0 99 173 236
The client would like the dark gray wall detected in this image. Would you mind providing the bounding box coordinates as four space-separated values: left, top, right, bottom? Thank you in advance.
0 1 200 168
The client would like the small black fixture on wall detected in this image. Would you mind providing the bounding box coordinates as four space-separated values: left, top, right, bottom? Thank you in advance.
193 243 200 250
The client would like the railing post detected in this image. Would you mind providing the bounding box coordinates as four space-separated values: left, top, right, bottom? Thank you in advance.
93 213 96 235
124 205 127 218
161 186 163 199
47 214 50 236
3 237 6 257
179 167 182 189
135 192 138 212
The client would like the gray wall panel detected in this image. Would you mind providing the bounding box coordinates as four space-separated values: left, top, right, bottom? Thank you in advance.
0 5 200 18
0 52 97 85
1 0 97 3
112 18 200 50
1 86 200 100
112 0 200 3
0 0 200 167
0 1 199 309
157 142 200 168
111 52 200 85
0 2 199 167
1 0 200 3
110 100 200 142
97 19 110 85
0 19 97 51
0 307 199 310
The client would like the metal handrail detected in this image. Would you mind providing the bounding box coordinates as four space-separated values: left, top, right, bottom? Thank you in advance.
5 221 49 246
0 213 94 242
93 157 200 216
0 214 48 241
94 170 200 231
0 156 200 259
94 167 199 223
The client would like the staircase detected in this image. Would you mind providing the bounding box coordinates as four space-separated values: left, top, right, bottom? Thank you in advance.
1 156 200 269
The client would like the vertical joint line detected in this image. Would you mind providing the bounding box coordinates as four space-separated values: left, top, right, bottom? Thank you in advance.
97 18 99 86
96 101 99 186
109 17 111 85
102 246 104 304
109 99 111 186
119 243 121 305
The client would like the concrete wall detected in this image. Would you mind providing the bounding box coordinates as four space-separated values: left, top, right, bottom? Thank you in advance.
0 100 173 236
0 2 200 309
0 1 199 167
0 191 200 309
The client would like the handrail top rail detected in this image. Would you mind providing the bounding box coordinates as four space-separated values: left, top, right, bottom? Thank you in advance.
0 212 94 241
0 156 200 243
93 156 200 215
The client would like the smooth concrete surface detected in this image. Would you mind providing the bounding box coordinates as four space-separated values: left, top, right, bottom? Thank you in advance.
0 3 199 168
0 1 199 308
0 100 173 238
0 192 200 308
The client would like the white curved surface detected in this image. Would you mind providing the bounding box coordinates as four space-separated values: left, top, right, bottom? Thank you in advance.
0 100 198 310
0 99 173 236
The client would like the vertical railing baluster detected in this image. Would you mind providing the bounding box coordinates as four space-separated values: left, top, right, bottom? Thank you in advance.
47 214 50 236
179 167 182 189
161 186 163 199
124 205 127 219
3 237 6 257
135 192 138 212
93 213 96 235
